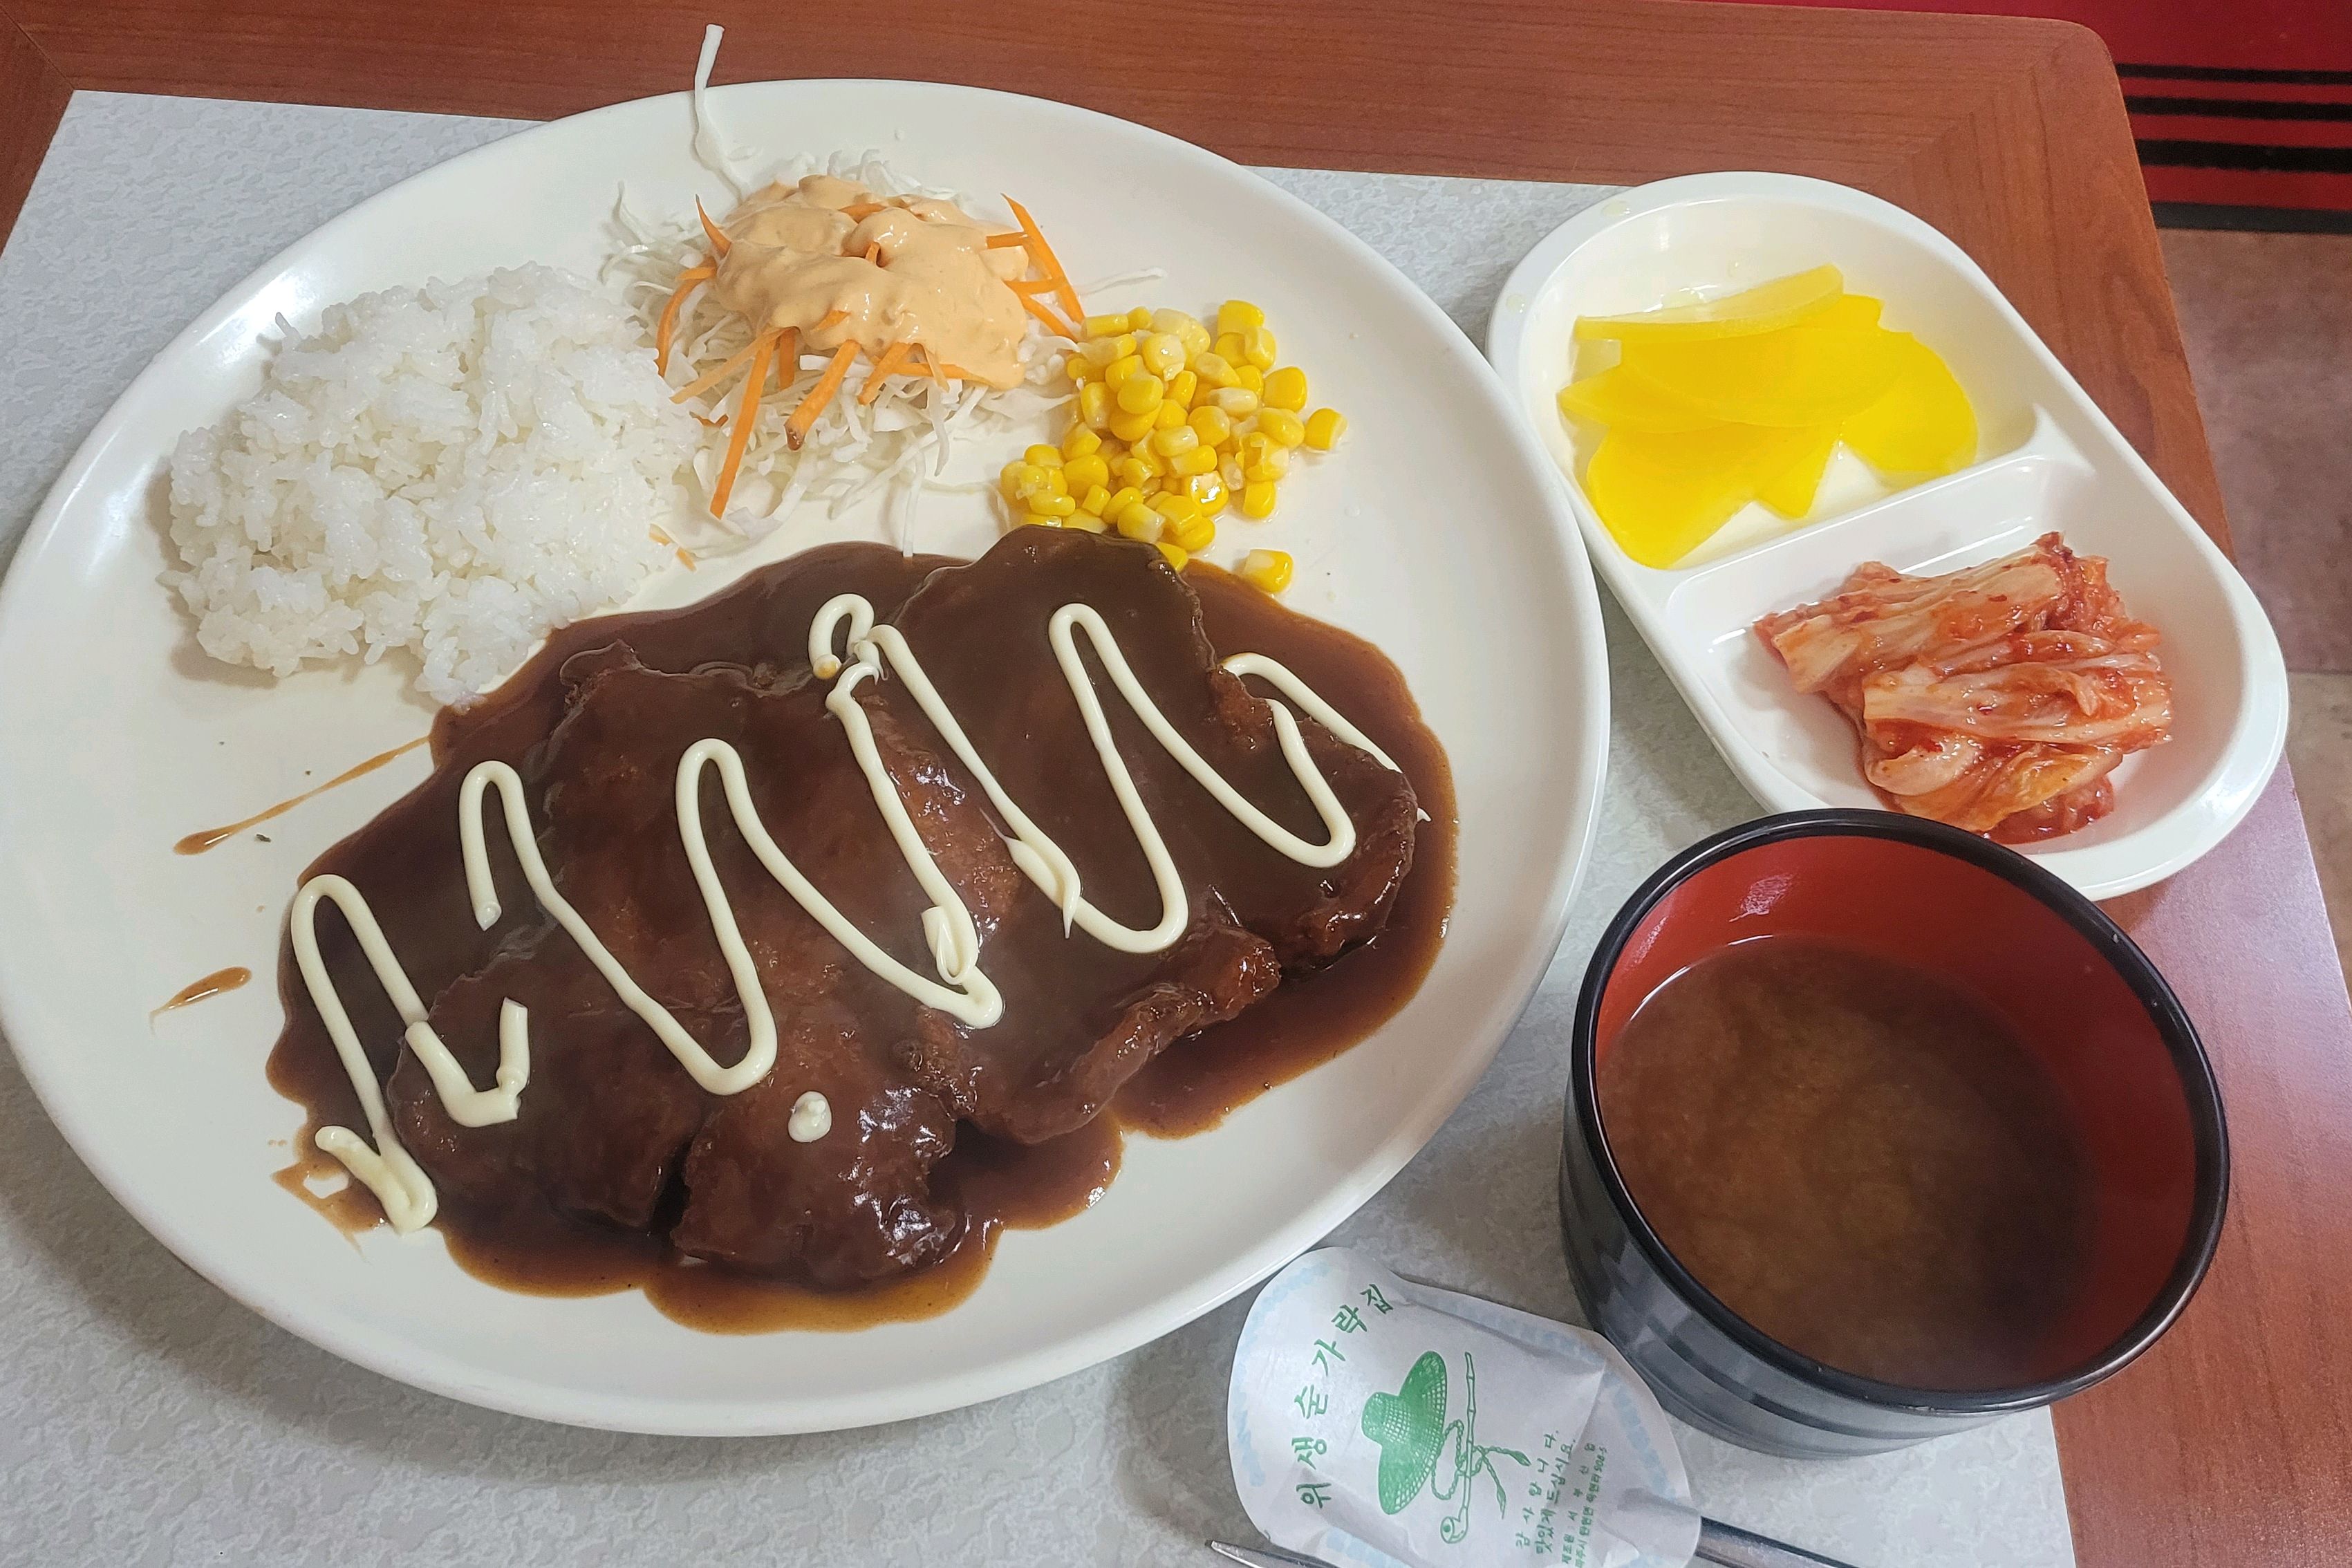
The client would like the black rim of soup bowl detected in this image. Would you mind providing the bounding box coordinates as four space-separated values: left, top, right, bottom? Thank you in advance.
1567 808 2231 1419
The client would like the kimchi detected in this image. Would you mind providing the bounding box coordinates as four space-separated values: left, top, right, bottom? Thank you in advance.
1754 534 2172 841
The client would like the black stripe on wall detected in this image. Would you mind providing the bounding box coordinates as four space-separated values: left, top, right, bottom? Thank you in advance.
2120 63 2352 86
2128 95 2352 124
2138 140 2352 174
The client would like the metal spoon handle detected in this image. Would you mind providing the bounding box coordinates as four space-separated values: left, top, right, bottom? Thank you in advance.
1697 1516 1865 1568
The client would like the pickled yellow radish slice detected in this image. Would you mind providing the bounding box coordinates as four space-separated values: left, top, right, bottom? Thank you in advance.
1573 265 1845 344
1806 292 1884 331
1755 425 1841 519
1843 335 1977 477
1584 424 1836 568
1557 366 1716 433
1618 326 1906 427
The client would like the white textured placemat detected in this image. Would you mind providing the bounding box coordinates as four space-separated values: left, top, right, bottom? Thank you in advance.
0 93 2075 1568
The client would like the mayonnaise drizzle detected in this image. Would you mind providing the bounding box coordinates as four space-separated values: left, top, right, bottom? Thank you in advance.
293 591 1397 1235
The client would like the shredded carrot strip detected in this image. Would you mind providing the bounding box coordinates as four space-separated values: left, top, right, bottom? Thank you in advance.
785 341 859 450
815 307 850 330
841 201 886 221
913 344 945 385
696 198 732 259
1005 196 1083 326
863 241 882 263
671 339 760 403
693 412 727 427
654 264 717 375
933 363 977 380
984 232 1028 249
710 330 780 517
1018 292 1079 339
675 548 699 570
859 340 913 404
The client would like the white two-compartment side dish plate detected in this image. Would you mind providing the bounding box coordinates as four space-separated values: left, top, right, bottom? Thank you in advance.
1488 172 2287 899
0 82 1609 1434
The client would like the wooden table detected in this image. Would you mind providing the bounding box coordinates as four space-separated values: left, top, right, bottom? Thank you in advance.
5 2 2348 1562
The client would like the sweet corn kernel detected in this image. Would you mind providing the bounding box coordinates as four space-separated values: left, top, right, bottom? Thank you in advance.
1211 386 1260 418
1165 369 1198 410
1257 407 1307 447
1170 445 1220 476
1139 333 1186 376
1166 509 1215 552
1240 548 1294 593
1128 306 1155 331
1065 512 1109 533
1063 454 1111 492
1030 492 1078 517
1131 443 1167 479
1159 473 1190 495
1240 480 1278 519
1217 300 1265 337
1240 326 1278 370
1188 406 1233 447
1019 513 1062 528
1185 471 1229 512
1236 364 1264 395
1114 373 1164 415
1104 485 1143 518
1240 434 1290 483
1105 353 1145 388
1151 424 1201 458
1061 425 1103 460
1065 355 1094 384
1262 366 1309 413
1110 457 1152 492
1303 408 1348 450
1175 321 1213 358
1155 541 1189 571
1221 458 1247 493
1079 382 1112 429
1108 407 1157 444
1024 444 1064 469
1084 312 1132 339
1213 331 1247 365
1000 460 1039 499
1079 483 1112 515
1149 308 1197 336
1152 492 1204 525
1114 502 1164 542
1078 333 1135 366
1191 352 1240 389
1152 400 1186 432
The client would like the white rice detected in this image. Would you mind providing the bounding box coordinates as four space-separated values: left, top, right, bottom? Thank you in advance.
165 264 698 704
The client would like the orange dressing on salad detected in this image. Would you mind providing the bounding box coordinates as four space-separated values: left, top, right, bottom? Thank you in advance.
713 175 1032 388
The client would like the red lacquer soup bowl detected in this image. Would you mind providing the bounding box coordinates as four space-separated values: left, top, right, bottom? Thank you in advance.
1558 810 2228 1457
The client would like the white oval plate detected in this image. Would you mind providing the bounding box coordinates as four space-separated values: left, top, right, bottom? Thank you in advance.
1488 172 2286 899
0 82 1608 1434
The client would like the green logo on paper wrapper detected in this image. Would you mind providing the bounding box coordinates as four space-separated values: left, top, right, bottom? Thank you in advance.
1360 1350 1530 1544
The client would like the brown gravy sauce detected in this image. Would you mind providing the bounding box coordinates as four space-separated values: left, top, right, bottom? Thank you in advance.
152 965 253 1018
175 736 430 855
1598 937 2093 1390
268 543 1455 1332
